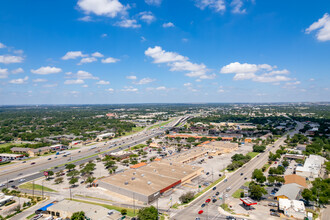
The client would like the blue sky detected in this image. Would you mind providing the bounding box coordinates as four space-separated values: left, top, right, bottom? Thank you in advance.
0 0 329 104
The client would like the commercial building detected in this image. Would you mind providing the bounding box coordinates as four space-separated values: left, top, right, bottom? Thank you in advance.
47 200 119 220
275 183 302 200
0 153 24 161
98 161 203 203
279 198 306 220
295 155 326 179
284 174 308 188
165 141 238 164
0 193 14 206
11 146 51 157
96 132 116 141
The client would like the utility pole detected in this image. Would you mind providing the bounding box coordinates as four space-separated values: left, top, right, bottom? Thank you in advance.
69 187 72 200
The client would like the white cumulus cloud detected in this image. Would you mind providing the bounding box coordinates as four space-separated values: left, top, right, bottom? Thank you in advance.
306 13 330 42
126 75 137 80
9 76 28 84
139 11 156 24
0 55 24 64
101 57 120 63
134 77 155 85
105 88 114 92
96 80 110 85
162 22 174 28
115 19 141 28
31 66 62 75
77 0 126 18
145 46 213 79
78 57 97 65
0 43 6 48
11 68 24 74
0 68 8 79
220 62 294 83
195 0 226 13
64 79 85 84
62 51 86 60
92 52 104 57
121 86 138 92
145 0 162 6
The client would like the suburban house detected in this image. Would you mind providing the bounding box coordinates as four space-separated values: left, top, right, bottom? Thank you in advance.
275 183 302 200
279 198 306 220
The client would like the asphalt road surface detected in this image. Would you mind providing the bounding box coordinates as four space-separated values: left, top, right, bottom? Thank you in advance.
0 116 189 190
171 122 303 220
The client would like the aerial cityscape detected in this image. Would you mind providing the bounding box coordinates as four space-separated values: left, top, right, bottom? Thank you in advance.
0 1 329 220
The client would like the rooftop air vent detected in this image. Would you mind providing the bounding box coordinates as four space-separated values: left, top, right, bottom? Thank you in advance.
132 177 135 180
148 181 151 185
124 181 128 185
141 174 144 177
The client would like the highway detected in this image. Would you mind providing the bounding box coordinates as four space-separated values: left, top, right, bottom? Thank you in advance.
0 116 188 190
171 122 303 220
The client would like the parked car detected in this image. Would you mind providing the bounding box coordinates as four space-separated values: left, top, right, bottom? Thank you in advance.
31 162 36 165
0 184 5 187
270 209 277 212
270 212 280 217
240 173 244 175
212 187 216 190
206 172 210 175
48 158 51 160
201 203 205 208
205 199 211 203
198 210 204 214
226 216 236 220
215 191 220 196
268 202 277 207
212 199 217 203
8 180 14 183
22 161 26 163
19 179 25 183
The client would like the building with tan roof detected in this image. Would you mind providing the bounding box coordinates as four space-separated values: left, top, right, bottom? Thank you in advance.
98 161 203 203
284 174 308 188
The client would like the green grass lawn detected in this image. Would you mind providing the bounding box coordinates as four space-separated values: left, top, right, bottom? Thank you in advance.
19 182 57 192
70 199 136 217
220 203 235 214
232 188 244 198
243 181 251 187
193 175 226 200
262 163 271 172
123 126 144 136
0 142 24 148
148 119 174 130
246 152 259 159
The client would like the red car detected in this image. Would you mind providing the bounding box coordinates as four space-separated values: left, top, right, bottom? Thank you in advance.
198 210 204 214
205 199 211 203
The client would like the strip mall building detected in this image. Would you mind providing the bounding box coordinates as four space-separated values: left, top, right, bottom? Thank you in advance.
98 160 203 203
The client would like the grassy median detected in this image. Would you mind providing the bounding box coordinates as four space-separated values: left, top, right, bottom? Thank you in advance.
19 182 57 192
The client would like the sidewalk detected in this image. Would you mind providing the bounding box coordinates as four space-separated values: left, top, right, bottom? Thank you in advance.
10 198 53 220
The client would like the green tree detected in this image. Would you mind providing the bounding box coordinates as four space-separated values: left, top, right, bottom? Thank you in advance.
121 209 127 215
66 164 76 171
69 177 78 186
179 191 195 204
86 176 96 187
71 211 85 220
282 160 289 168
249 182 267 200
252 169 266 184
253 145 266 152
54 177 63 184
138 206 158 220
302 189 315 204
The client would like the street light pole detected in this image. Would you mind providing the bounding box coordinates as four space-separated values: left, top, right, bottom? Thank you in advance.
42 180 44 200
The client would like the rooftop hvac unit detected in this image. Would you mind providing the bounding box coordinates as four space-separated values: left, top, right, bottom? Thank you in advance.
184 171 186 174
133 172 136 175
124 181 129 185
172 169 175 172
148 181 152 185
131 177 135 180
170 163 172 165
154 169 156 172
141 174 144 177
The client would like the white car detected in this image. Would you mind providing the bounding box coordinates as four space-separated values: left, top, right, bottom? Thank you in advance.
19 179 25 183
0 183 5 187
